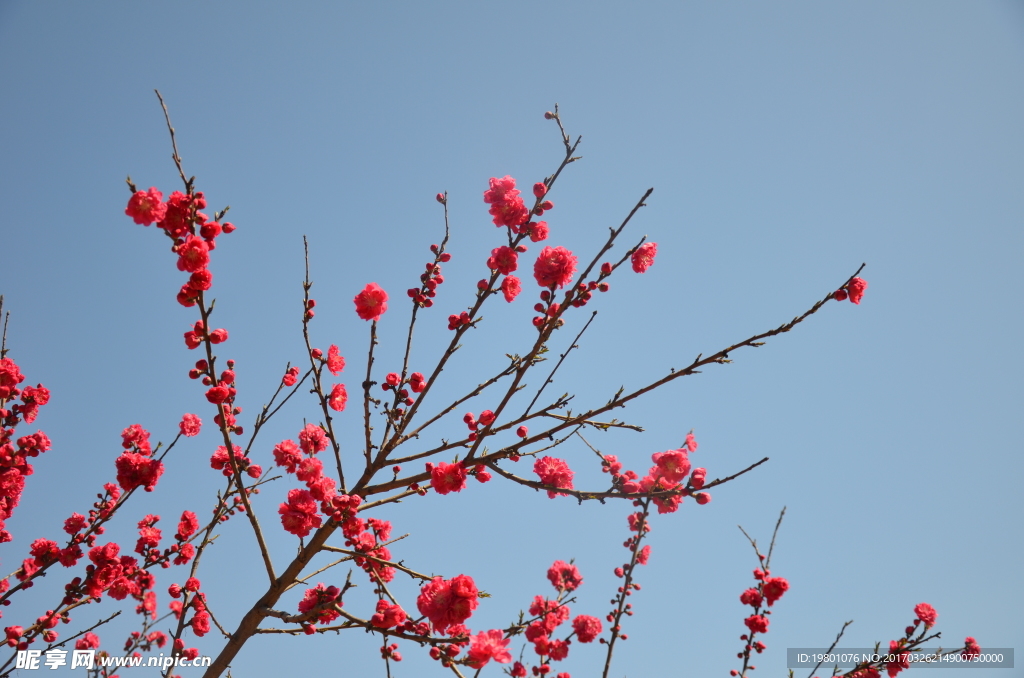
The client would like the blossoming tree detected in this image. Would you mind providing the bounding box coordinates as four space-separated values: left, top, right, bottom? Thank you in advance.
0 98 979 678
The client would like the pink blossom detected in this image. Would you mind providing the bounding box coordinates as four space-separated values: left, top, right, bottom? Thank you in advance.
684 432 698 452
173 543 195 565
298 584 341 624
179 414 201 437
483 176 529 229
30 539 60 566
533 246 578 289
528 221 549 242
75 632 100 650
176 236 210 273
631 242 657 273
487 246 519 275
547 560 583 592
273 440 303 472
370 599 407 629
176 511 199 540
296 458 324 483
533 457 574 498
416 574 479 633
125 188 167 225
205 385 230 404
914 602 938 627
744 614 769 634
467 629 512 668
429 461 467 495
651 449 691 484
501 275 522 303
188 269 213 291
740 588 763 608
278 489 322 538
547 638 569 661
191 611 211 636
848 277 868 304
64 513 87 535
572 615 602 643
209 445 253 477
298 423 329 455
115 453 164 492
327 345 346 375
354 283 389 321
886 641 910 677
120 423 150 452
763 577 789 606
529 596 569 631
328 383 348 412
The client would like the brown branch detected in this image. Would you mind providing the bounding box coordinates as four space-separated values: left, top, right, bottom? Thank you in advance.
154 90 189 189
301 236 347 492
483 455 768 503
524 310 597 416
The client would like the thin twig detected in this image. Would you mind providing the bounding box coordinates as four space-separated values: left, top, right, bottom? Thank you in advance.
806 621 853 678
301 236 347 492
154 89 188 188
524 310 597 416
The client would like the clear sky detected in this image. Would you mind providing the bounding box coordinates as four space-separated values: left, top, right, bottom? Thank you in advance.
1 1 1021 676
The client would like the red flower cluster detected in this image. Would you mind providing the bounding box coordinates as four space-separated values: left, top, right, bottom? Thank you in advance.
125 188 235 307
416 575 479 633
525 220 549 242
178 413 202 437
744 614 769 634
631 242 657 273
572 614 602 643
533 457 575 498
483 176 529 229
0 357 53 542
914 602 938 627
115 441 164 493
326 344 346 375
447 310 473 331
298 423 329 455
370 599 407 629
407 246 449 308
501 275 522 302
487 246 519 275
533 246 578 289
427 461 467 495
834 276 868 304
209 445 262 479
467 629 512 668
328 383 348 412
278 489 322 538
546 560 583 592
297 583 342 625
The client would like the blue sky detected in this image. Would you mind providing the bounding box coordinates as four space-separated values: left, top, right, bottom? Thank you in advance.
0 1 1021 676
